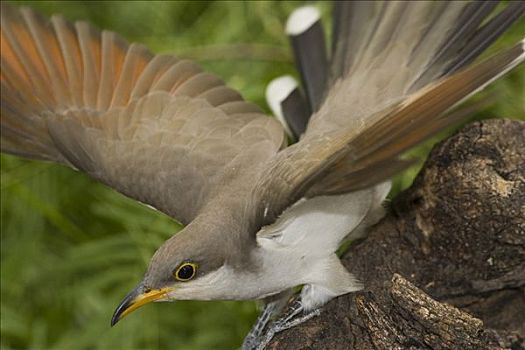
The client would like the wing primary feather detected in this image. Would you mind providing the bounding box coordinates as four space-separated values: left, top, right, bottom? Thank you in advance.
257 38 524 223
130 54 178 99
330 1 380 79
151 59 202 93
1 4 286 225
422 1 498 71
21 8 69 109
407 1 451 66
286 6 328 112
307 1 523 138
51 15 84 107
408 1 499 91
329 0 346 78
350 39 525 170
110 43 153 107
173 72 223 98
97 31 128 109
76 21 102 108
1 6 54 108
445 2 525 75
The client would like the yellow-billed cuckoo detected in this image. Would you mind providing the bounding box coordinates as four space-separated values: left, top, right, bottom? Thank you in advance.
1 2 524 348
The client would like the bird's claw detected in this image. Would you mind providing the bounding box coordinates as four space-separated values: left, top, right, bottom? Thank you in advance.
244 300 321 350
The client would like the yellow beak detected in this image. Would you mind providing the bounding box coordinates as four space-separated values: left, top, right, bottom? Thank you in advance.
111 285 172 326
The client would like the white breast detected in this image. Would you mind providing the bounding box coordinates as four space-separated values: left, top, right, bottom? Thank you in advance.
257 181 391 254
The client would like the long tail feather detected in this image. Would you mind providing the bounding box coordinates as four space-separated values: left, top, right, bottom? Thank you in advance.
286 6 328 113
266 76 310 139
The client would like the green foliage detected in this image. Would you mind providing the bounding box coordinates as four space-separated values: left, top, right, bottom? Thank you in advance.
1 2 524 349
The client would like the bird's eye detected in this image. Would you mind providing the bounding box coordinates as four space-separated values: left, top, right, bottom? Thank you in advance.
173 262 197 281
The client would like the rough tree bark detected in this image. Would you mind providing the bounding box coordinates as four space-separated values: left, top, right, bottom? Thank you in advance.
267 119 525 350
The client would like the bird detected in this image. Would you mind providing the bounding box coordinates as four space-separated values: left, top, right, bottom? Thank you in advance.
1 1 524 349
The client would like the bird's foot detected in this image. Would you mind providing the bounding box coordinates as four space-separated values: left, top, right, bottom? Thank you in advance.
252 301 321 350
242 301 279 350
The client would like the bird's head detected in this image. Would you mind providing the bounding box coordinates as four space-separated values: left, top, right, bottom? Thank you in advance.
110 220 234 326
109 205 257 327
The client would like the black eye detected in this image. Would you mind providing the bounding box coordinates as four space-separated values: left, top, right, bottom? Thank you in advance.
174 262 197 281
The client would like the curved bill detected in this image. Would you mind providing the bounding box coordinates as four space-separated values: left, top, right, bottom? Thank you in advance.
111 285 172 326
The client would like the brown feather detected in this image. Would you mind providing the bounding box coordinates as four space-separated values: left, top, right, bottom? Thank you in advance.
0 4 285 225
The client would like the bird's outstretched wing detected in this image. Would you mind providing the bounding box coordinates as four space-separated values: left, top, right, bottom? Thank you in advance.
0 4 285 225
308 1 525 136
256 2 524 223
